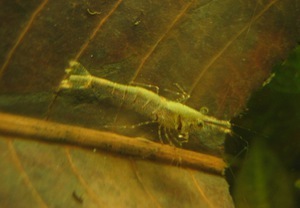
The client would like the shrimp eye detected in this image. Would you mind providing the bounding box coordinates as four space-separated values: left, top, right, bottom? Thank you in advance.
197 121 204 128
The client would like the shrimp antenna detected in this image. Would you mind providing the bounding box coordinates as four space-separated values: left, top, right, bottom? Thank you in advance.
230 122 268 139
227 130 249 155
224 126 251 168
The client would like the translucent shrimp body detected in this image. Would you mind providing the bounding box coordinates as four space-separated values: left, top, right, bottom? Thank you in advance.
60 61 231 143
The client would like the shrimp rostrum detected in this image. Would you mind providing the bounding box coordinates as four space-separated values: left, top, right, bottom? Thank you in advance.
60 61 232 150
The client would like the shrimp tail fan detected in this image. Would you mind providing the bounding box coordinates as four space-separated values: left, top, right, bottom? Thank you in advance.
60 61 92 89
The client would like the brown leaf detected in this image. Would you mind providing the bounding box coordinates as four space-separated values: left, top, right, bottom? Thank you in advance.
0 0 299 207
0 113 232 207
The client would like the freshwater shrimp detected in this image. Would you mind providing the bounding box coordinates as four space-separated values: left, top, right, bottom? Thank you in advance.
60 61 232 147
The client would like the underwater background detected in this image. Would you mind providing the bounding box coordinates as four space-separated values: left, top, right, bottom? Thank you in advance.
227 45 300 208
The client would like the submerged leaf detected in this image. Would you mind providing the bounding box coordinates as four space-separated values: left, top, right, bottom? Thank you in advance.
0 0 299 207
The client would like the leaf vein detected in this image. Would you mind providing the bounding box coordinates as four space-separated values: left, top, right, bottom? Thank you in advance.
65 147 105 207
7 140 48 208
189 0 278 94
75 0 123 60
0 0 49 78
131 0 195 81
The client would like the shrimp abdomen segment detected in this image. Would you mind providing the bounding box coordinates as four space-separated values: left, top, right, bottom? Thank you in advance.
60 61 163 121
93 78 164 121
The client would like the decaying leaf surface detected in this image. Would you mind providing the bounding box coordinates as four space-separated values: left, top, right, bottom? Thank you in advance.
0 112 231 206
0 113 233 207
0 136 234 207
0 0 299 207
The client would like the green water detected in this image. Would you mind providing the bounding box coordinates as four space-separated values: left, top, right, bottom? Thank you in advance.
228 45 300 208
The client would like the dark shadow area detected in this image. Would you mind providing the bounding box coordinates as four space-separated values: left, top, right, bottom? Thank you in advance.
225 45 300 208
